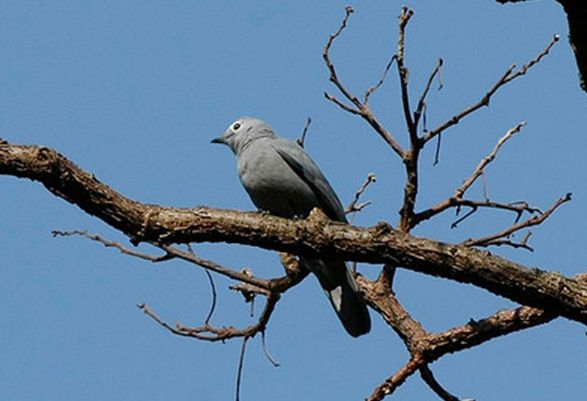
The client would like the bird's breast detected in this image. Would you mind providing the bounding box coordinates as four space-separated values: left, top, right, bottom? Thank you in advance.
237 148 317 218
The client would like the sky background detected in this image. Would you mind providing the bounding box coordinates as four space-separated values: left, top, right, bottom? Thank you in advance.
1 1 586 400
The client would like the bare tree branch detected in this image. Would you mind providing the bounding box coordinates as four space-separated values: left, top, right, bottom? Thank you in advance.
364 55 396 104
462 193 572 248
51 230 172 261
366 355 425 401
235 336 248 401
346 172 376 214
137 290 281 342
414 58 444 131
396 7 416 139
414 122 527 226
296 117 312 148
419 366 462 401
422 35 559 144
323 7 406 158
455 122 525 199
1 141 586 324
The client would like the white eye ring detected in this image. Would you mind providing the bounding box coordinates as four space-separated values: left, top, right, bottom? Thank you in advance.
233 123 241 131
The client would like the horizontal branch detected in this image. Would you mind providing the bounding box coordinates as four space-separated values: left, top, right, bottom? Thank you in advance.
1 141 586 325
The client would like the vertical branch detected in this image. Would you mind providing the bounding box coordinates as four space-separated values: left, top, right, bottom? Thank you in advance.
235 336 249 401
395 7 419 232
396 7 416 140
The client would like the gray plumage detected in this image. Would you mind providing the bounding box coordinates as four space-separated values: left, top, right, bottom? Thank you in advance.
212 116 371 337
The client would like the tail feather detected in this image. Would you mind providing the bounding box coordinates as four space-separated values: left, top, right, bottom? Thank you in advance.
300 257 371 337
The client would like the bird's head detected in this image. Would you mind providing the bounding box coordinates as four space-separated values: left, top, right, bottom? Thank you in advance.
212 116 276 155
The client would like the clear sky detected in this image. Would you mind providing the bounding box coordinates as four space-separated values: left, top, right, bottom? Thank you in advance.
1 1 585 400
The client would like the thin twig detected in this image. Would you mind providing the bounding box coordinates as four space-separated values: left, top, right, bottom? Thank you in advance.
415 58 443 131
455 122 525 199
187 244 218 325
235 336 249 401
433 132 442 165
323 6 405 157
364 55 397 104
323 6 361 109
346 173 377 214
414 122 527 227
296 117 312 148
202 268 218 324
138 291 282 342
462 193 571 248
261 331 280 367
52 230 173 262
420 365 462 401
453 200 540 227
158 244 272 289
422 35 559 144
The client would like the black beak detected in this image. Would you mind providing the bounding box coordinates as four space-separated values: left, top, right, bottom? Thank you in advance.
211 137 225 144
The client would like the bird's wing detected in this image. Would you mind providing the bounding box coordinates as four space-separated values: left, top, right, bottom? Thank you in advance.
272 139 347 222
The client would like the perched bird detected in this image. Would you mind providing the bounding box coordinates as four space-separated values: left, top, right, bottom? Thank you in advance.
212 116 371 337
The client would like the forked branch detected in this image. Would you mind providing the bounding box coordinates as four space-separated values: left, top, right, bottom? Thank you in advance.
422 35 559 144
323 6 406 158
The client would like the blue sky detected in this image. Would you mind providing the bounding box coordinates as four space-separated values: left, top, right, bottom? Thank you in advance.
1 1 586 400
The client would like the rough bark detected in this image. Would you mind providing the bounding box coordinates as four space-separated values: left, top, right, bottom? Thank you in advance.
1 141 586 325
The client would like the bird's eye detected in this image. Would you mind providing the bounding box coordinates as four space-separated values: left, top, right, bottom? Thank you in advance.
233 123 241 131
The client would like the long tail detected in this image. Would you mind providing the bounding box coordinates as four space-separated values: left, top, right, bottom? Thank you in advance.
300 257 371 337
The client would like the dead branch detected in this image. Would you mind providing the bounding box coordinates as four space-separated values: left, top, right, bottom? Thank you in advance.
422 35 559 144
451 200 541 228
395 7 420 232
323 7 406 158
52 230 173 262
414 58 444 131
396 7 416 139
364 55 396 104
366 355 425 401
235 336 248 401
419 366 461 401
1 141 586 324
359 271 556 400
414 122 527 227
296 117 312 148
138 290 281 342
462 193 572 248
345 172 376 214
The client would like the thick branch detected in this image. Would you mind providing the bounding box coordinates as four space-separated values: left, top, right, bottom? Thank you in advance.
498 0 587 92
1 141 586 324
557 0 587 91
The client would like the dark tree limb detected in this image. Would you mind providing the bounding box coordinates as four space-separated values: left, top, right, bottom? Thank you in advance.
557 1 587 91
497 0 587 92
366 355 425 401
360 267 556 399
1 141 585 324
419 366 461 401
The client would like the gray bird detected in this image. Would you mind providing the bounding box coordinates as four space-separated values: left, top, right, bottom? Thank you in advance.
212 116 371 337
